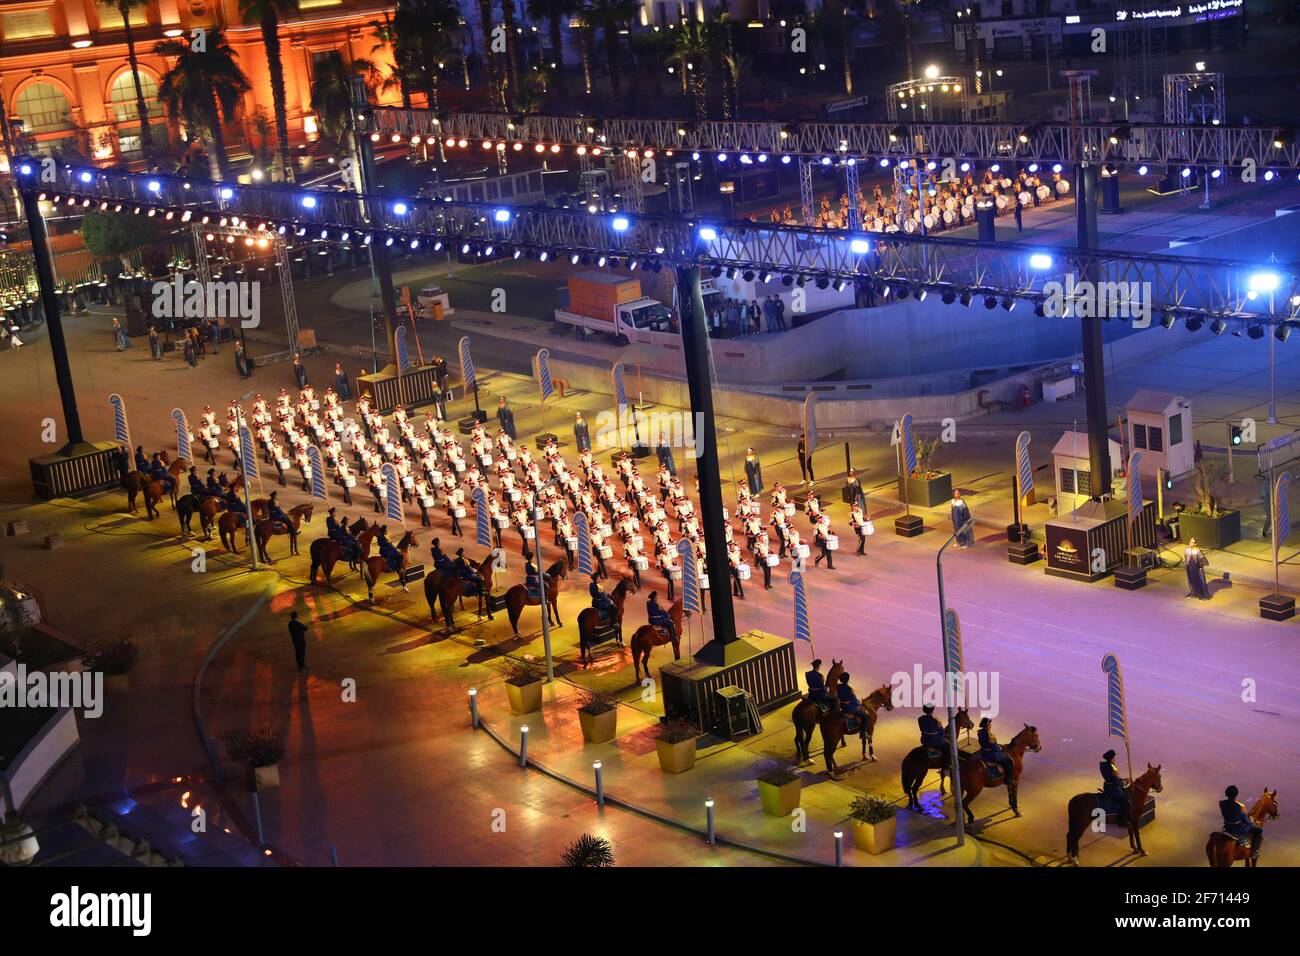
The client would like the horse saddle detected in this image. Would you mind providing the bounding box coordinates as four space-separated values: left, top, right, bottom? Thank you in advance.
1221 828 1252 847
981 760 1004 783
459 577 481 595
843 713 862 735
925 746 945 760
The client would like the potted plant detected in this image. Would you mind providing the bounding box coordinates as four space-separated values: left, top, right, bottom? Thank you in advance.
0 577 41 632
577 691 619 744
82 638 138 694
848 793 898 855
222 722 287 791
757 761 802 817
1179 461 1241 548
900 436 954 508
560 833 615 868
654 719 699 774
504 658 546 715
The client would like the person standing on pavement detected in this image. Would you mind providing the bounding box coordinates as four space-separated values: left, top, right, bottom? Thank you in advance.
656 433 677 477
774 294 787 332
149 326 161 360
1013 197 1024 232
293 353 308 388
744 447 763 495
574 412 591 452
288 610 309 671
209 319 221 354
112 317 130 351
235 341 251 378
951 491 974 548
334 363 352 400
797 434 814 485
497 398 518 441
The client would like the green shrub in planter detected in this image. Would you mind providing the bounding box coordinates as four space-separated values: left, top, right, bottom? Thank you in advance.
504 658 546 715
757 762 802 817
577 692 618 744
654 719 699 773
849 793 898 855
222 722 287 791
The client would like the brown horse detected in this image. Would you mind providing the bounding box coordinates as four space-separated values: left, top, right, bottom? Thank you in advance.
577 576 637 665
253 503 314 563
424 552 498 632
958 724 1041 826
360 529 418 600
504 558 568 637
1065 763 1163 864
791 660 845 764
122 471 167 519
1206 789 1278 867
629 597 685 681
818 684 895 776
308 517 372 586
901 708 975 811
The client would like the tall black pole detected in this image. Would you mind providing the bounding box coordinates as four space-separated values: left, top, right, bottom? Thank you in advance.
1075 162 1112 497
350 78 399 370
675 265 751 665
19 187 85 449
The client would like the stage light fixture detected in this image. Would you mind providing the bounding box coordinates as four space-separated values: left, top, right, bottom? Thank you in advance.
1185 316 1204 332
1210 318 1227 335
1247 324 1265 340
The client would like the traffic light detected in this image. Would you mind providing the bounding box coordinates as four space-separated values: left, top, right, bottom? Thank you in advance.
1230 425 1243 446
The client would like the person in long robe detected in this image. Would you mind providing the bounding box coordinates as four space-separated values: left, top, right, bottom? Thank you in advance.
1185 537 1211 599
744 448 763 496
950 491 975 548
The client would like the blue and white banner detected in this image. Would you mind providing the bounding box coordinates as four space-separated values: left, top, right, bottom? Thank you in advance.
900 413 917 476
943 608 964 678
109 393 131 448
535 348 554 404
473 487 490 547
172 408 191 463
238 424 258 481
1015 430 1034 506
802 392 819 455
306 445 327 501
789 569 813 646
1274 472 1291 561
382 462 404 524
1101 653 1128 743
678 538 701 615
612 362 628 414
458 335 475 388
574 511 593 577
1127 452 1144 527
396 326 411 373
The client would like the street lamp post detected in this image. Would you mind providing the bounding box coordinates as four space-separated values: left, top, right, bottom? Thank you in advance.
235 390 260 572
936 522 969 847
532 475 562 681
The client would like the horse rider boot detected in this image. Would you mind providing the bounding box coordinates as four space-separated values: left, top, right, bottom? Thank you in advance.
977 718 1015 783
646 593 675 642
804 659 833 710
589 576 616 625
377 530 408 591
835 673 865 734
919 704 950 762
1100 749 1132 827
1220 786 1262 860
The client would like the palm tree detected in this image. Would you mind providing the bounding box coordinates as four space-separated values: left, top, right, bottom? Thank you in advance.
238 0 298 183
377 0 462 112
581 0 638 106
310 50 377 145
370 13 411 109
118 0 155 162
476 0 505 109
155 30 250 181
669 20 713 121
527 0 576 95
900 0 922 80
500 0 520 104
576 15 595 94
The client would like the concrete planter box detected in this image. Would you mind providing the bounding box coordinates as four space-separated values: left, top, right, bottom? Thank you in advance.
1179 510 1241 550
899 473 953 509
506 679 544 715
253 764 281 791
578 707 618 744
758 778 802 817
851 814 897 855
655 736 697 773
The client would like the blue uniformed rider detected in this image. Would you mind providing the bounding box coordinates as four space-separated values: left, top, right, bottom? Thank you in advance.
267 491 297 550
376 526 408 591
525 560 544 601
1100 749 1131 827
148 453 173 493
804 659 833 709
589 574 616 624
325 507 343 540
1220 785 1262 860
918 704 949 761
646 591 675 642
204 469 223 497
188 466 206 498
836 672 865 728
977 717 1015 783
454 548 483 595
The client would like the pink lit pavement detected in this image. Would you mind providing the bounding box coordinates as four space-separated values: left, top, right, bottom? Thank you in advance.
1 306 1298 867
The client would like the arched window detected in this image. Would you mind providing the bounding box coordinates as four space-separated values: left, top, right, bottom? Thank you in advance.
15 82 71 133
110 70 162 123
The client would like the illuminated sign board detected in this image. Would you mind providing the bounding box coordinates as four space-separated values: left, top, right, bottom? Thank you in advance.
1114 0 1243 23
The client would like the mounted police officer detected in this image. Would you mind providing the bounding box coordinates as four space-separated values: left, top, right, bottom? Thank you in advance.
454 548 484 595
187 466 206 498
525 559 545 602
325 507 343 540
646 591 675 642
836 672 865 729
918 704 949 762
267 491 297 551
589 574 616 624
977 717 1015 783
1220 786 1261 860
376 525 408 591
1100 749 1131 827
148 453 173 493
804 659 832 709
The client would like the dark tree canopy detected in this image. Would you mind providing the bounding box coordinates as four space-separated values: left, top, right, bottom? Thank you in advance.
80 211 163 259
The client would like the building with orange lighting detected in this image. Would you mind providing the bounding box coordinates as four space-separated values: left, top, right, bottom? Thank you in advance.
0 0 405 171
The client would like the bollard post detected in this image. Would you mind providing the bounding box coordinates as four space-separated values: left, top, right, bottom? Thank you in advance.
519 725 529 767
330 845 340 867
705 798 716 846
593 761 605 807
251 791 265 846
468 688 479 728
834 831 844 867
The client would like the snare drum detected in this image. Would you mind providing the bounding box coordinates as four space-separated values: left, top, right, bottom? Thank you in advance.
522 526 535 539
344 476 357 488
276 458 290 470
784 502 796 517
1018 190 1031 207
402 476 415 489
508 489 521 501
454 460 466 472
566 536 579 550
419 496 435 508
796 543 810 559
1056 180 1071 195
429 470 442 485
826 534 839 551
737 563 751 580
597 546 613 559
452 507 466 518
996 195 1008 210
633 556 649 571
479 454 493 469
1036 184 1050 201
207 439 219 449
765 554 780 567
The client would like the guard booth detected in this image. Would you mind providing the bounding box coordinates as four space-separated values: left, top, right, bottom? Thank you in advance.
1125 391 1193 481
1052 431 1121 513
357 365 443 415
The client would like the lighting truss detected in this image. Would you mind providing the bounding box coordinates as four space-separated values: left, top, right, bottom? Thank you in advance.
18 160 1300 326
366 108 1300 171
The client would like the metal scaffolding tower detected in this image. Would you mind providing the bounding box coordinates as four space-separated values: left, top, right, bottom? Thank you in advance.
798 158 814 225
